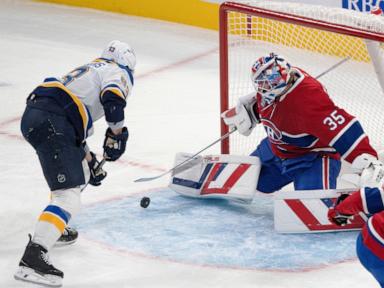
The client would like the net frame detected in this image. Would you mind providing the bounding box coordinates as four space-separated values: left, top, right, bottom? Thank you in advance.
219 1 384 155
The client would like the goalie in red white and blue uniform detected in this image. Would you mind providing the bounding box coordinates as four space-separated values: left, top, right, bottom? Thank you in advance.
222 53 381 193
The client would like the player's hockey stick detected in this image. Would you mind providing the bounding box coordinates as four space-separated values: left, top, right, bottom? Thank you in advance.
134 129 237 182
81 158 106 192
96 158 106 172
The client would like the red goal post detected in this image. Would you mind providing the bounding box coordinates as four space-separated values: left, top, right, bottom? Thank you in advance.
219 1 384 155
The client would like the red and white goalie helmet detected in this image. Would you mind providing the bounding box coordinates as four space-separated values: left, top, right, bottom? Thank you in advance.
251 53 291 105
101 40 136 71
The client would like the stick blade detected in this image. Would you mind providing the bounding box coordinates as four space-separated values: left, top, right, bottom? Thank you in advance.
134 176 160 183
134 156 202 183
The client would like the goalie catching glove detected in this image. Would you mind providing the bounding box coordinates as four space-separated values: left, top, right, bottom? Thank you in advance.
221 93 260 136
103 127 129 161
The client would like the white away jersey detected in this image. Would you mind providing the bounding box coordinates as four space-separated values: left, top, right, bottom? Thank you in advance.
61 58 133 122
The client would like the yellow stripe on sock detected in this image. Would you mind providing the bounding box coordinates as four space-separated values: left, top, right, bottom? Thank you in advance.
38 212 66 233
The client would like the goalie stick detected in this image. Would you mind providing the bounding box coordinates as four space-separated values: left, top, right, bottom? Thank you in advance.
134 129 237 182
315 56 350 79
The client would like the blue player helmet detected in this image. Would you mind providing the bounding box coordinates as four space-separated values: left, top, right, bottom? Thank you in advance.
251 53 291 105
101 40 136 71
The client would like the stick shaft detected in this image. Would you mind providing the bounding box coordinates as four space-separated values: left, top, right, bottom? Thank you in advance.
81 158 106 191
134 129 236 182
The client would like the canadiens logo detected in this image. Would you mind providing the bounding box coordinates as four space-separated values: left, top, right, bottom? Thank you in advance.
261 119 282 144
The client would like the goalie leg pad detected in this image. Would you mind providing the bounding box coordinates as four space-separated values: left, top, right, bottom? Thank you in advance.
274 189 366 233
169 153 261 203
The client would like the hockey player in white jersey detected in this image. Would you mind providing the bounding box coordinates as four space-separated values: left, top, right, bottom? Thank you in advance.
14 40 135 287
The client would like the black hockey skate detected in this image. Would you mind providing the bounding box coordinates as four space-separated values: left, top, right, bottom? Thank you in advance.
55 226 78 247
14 235 63 287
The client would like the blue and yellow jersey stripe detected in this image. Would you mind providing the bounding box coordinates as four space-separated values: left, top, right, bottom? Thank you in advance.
40 79 89 132
101 84 126 100
31 78 93 143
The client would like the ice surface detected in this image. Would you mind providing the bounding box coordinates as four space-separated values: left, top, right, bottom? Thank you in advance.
75 190 359 271
0 0 379 287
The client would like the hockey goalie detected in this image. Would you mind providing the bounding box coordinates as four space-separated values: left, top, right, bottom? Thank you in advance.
169 52 384 234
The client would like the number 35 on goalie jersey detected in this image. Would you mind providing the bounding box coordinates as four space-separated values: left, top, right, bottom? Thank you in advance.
257 68 377 163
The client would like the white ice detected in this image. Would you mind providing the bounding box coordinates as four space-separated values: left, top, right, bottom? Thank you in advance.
0 0 379 287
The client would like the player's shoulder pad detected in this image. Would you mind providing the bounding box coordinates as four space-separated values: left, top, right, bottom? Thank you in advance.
95 58 134 85
100 63 134 99
293 68 330 99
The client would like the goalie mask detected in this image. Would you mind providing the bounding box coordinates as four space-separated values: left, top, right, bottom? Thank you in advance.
251 53 291 105
101 40 136 71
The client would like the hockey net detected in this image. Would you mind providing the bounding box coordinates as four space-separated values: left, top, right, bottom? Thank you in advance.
220 1 384 156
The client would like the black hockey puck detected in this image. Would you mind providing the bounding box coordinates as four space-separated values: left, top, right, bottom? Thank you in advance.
140 197 150 208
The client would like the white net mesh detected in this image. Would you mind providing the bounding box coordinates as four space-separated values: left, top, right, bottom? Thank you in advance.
237 1 384 32
223 1 384 155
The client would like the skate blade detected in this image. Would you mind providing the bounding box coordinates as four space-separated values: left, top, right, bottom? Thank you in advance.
14 266 63 287
54 239 77 247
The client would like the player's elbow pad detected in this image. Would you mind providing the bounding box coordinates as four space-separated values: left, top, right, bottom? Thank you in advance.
101 91 126 123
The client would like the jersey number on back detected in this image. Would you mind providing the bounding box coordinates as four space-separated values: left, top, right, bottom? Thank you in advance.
62 66 89 86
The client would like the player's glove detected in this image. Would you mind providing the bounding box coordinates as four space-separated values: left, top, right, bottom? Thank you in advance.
88 152 107 186
103 127 129 161
221 93 260 136
328 194 354 226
